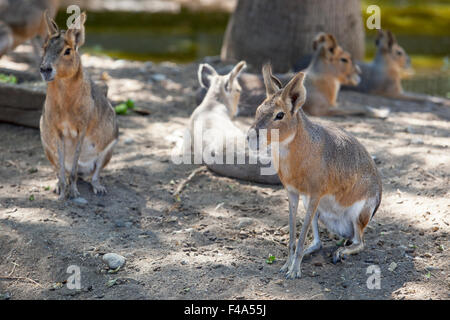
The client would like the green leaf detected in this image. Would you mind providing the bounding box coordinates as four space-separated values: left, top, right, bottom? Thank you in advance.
29 195 35 201
266 255 276 264
0 73 17 84
114 103 128 115
108 266 121 274
126 99 135 109
106 279 118 287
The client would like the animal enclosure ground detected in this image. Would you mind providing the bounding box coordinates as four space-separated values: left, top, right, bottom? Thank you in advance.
0 49 449 300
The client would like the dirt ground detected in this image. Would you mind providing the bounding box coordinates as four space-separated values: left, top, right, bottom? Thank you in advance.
0 46 449 300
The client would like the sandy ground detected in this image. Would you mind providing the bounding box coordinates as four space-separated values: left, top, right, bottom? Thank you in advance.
0 47 449 300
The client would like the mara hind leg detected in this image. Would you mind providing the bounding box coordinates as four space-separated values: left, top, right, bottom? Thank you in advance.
91 139 117 195
67 132 86 199
333 206 372 263
302 211 322 256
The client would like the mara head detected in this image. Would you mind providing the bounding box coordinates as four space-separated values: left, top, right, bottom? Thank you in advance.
375 29 412 75
40 10 86 82
311 32 361 86
248 64 306 148
197 61 246 118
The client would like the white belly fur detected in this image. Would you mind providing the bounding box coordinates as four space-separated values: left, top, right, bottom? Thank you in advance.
302 194 369 240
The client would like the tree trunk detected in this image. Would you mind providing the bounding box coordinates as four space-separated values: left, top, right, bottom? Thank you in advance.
221 0 365 73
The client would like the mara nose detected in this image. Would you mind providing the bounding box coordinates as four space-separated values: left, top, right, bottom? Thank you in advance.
40 65 53 74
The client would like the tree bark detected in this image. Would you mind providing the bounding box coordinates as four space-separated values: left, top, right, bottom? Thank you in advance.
221 0 365 73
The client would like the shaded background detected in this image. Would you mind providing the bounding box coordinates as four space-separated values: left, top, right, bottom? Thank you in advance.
56 0 450 97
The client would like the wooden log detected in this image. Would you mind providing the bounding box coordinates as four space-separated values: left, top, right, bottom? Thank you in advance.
0 68 45 128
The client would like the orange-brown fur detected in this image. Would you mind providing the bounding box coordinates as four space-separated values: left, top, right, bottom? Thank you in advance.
40 11 118 200
301 33 383 117
249 65 382 279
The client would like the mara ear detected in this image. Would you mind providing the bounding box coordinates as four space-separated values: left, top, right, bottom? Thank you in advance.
313 32 337 55
44 10 59 36
312 32 327 51
375 29 384 47
375 29 393 51
281 71 306 114
386 30 397 49
66 12 87 49
262 63 282 97
198 63 218 89
326 34 338 52
226 60 246 89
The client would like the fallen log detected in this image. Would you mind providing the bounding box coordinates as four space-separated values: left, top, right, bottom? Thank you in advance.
0 68 45 128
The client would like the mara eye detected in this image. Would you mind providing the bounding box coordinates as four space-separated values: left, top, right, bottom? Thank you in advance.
340 58 348 63
275 112 285 121
396 50 403 56
64 48 71 56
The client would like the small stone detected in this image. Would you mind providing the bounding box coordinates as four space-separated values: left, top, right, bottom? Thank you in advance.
151 74 166 82
388 262 398 272
102 253 125 269
274 279 283 286
237 217 253 229
124 138 134 145
405 126 415 134
72 197 88 205
114 220 125 228
411 138 424 145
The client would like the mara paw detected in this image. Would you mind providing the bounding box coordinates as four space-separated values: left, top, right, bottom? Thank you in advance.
92 181 107 195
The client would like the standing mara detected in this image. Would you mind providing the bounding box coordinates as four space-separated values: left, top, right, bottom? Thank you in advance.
249 65 382 279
